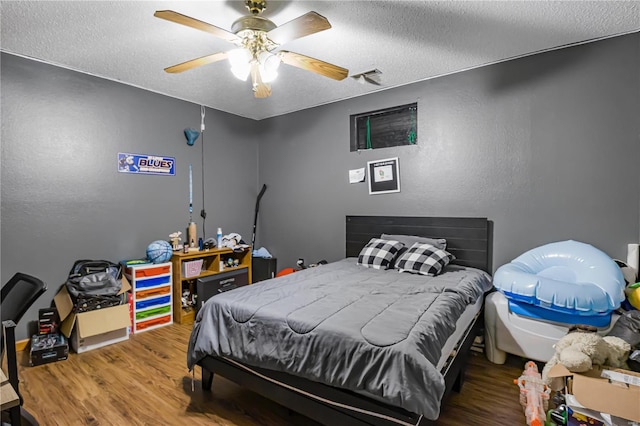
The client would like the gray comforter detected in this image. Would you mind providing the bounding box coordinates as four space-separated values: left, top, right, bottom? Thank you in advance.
187 258 492 420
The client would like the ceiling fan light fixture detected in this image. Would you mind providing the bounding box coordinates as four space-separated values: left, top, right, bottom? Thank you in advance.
231 65 251 81
261 52 281 72
256 51 281 82
155 4 349 98
259 65 278 83
228 48 252 81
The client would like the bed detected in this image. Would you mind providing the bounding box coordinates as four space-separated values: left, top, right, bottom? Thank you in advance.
187 216 493 426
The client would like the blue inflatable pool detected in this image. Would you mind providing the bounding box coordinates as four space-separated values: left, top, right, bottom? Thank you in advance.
494 240 625 316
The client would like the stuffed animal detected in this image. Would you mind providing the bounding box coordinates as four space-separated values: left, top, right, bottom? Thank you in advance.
542 330 631 389
169 231 182 250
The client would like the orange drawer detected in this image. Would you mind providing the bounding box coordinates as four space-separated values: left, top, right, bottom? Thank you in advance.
135 265 171 278
135 286 170 300
136 315 171 331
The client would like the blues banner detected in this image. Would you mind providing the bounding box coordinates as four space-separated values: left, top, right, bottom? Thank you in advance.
118 152 175 176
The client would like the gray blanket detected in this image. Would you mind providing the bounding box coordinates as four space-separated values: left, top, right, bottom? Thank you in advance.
187 258 492 420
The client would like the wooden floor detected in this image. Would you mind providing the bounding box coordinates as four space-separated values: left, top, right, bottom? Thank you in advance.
15 323 528 425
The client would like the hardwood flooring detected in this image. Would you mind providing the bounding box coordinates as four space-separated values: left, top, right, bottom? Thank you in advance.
15 323 528 425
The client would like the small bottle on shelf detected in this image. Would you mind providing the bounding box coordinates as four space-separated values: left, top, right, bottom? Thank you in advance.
217 227 223 248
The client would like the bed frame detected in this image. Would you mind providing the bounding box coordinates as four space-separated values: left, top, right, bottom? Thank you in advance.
198 216 492 426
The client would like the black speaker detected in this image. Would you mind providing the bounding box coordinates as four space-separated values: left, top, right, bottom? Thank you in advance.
196 269 249 311
252 258 277 283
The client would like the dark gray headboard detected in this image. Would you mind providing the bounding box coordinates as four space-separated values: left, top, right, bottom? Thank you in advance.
346 216 492 272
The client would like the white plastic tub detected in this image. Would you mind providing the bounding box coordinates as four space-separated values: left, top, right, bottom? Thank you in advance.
484 292 619 364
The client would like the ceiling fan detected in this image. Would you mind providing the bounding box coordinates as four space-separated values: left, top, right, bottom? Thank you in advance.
154 0 349 98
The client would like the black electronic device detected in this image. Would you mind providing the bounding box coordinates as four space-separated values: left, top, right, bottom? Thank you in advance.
38 307 60 335
252 257 278 282
196 269 249 311
30 333 68 366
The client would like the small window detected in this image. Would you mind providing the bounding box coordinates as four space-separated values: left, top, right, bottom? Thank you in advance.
350 103 417 152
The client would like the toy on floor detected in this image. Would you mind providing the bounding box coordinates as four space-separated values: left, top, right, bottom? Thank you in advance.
541 327 631 389
514 361 550 426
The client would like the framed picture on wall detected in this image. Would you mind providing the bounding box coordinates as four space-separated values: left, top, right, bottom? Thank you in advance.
368 157 400 195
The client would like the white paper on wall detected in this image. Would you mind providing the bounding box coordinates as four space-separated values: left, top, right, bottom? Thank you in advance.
627 243 639 277
349 168 366 183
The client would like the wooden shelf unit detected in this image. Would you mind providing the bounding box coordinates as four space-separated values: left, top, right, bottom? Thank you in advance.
171 247 252 324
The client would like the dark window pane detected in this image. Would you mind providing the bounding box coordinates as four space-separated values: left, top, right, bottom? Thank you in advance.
350 103 417 151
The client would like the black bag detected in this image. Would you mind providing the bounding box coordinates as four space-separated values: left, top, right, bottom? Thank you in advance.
66 259 123 299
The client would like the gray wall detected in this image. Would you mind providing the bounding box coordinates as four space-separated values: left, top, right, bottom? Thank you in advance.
2 33 639 340
1 54 260 340
256 33 640 271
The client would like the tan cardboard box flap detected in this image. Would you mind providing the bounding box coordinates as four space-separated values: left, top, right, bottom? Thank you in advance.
54 285 74 322
546 364 568 378
118 275 132 295
75 304 131 339
60 311 77 338
547 364 640 422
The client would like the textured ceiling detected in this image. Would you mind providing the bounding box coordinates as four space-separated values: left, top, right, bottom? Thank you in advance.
2 1 639 120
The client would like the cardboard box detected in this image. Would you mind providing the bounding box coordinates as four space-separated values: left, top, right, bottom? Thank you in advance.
30 333 68 366
54 276 132 353
548 364 640 423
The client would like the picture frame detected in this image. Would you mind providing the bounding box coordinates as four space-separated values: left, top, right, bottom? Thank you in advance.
367 157 400 195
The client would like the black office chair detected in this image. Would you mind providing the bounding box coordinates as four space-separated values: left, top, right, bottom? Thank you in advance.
1 272 47 426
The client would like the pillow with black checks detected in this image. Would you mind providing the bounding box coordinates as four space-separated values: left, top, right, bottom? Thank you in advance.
357 238 405 270
394 242 455 276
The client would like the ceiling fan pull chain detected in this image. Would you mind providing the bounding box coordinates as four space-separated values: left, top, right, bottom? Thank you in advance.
366 116 372 150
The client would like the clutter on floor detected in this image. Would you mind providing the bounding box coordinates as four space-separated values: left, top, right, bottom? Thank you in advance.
54 259 131 353
514 361 550 426
486 240 629 364
30 307 68 366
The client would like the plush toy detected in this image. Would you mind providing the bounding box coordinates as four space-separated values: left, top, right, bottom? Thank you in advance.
169 231 182 251
542 331 631 389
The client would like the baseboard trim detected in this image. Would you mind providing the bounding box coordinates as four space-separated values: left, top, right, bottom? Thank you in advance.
16 338 29 352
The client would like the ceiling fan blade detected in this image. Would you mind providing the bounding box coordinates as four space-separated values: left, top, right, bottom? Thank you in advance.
154 10 239 44
250 62 272 98
267 11 331 45
280 51 348 81
164 52 229 74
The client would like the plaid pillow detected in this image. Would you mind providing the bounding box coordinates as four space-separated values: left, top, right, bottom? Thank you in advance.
357 238 405 270
394 243 455 276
